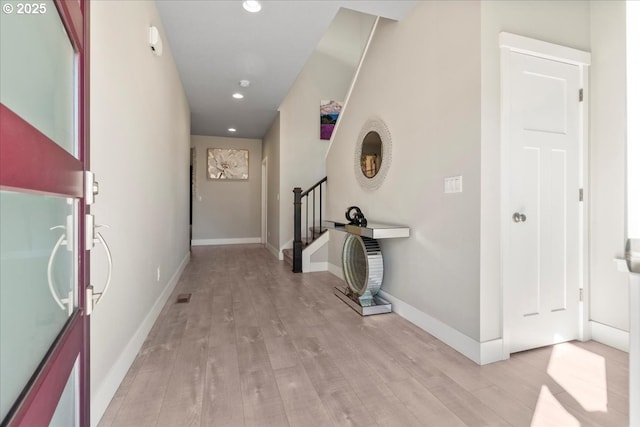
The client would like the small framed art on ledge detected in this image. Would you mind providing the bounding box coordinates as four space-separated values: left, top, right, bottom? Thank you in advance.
207 148 249 180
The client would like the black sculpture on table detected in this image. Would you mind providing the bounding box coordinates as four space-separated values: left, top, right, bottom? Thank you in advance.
345 206 367 227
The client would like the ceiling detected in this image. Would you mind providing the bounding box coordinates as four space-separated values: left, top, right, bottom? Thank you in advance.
156 1 416 139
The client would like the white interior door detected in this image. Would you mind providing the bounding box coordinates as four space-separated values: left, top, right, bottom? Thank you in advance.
504 50 583 354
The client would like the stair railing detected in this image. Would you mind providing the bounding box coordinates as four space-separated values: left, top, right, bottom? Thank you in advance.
292 176 327 273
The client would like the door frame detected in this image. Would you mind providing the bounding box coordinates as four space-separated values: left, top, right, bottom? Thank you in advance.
0 0 91 425
499 32 591 357
261 157 268 245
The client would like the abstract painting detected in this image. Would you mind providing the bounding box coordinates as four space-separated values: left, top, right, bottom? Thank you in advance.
207 148 249 180
320 100 343 140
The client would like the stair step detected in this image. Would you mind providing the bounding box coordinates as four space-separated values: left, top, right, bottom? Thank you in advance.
308 226 327 234
283 248 293 265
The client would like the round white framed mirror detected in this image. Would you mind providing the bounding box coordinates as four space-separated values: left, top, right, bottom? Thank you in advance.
354 117 392 191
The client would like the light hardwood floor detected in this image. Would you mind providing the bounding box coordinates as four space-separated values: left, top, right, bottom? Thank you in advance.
98 245 629 427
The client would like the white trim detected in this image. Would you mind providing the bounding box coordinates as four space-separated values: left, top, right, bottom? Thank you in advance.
329 263 503 364
378 290 506 365
500 33 590 357
590 321 629 352
266 242 282 260
302 232 329 272
91 252 190 427
261 157 268 245
629 272 640 427
499 39 510 359
579 66 591 342
304 262 328 273
326 16 380 159
191 237 261 246
499 32 591 66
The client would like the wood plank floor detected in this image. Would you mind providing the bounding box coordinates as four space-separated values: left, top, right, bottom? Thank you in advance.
98 245 629 427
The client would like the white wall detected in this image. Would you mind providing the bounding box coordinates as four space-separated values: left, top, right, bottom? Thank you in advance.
191 135 262 244
262 113 281 255
589 1 629 332
278 8 375 250
89 1 190 425
326 1 483 340
479 0 592 342
328 0 623 362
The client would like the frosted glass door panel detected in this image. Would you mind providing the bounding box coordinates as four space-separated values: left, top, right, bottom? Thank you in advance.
0 0 75 156
0 191 76 420
48 358 78 427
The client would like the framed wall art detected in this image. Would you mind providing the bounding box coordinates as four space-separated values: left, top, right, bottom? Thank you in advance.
320 100 343 140
207 148 249 180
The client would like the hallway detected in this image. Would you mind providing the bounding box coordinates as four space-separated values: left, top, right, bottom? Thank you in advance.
98 245 629 427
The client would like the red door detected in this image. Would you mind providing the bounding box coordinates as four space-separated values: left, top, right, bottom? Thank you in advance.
0 1 91 425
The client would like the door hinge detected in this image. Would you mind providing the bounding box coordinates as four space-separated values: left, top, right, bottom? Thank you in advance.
86 286 102 316
579 288 584 302
85 171 99 205
579 188 584 202
86 214 95 249
579 88 584 102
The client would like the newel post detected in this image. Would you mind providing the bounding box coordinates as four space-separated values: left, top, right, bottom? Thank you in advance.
293 187 303 273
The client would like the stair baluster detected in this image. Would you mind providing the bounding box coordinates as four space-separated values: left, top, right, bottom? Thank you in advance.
292 176 327 273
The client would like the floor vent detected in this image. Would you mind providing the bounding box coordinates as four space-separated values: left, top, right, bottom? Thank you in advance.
176 293 192 304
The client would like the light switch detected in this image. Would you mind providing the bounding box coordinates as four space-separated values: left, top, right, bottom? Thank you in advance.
444 176 462 194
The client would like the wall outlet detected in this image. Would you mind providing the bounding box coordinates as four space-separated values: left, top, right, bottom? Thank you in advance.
444 176 463 194
156 266 161 282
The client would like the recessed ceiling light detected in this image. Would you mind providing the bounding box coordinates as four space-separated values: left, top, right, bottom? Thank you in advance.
242 0 261 13
232 93 244 99
228 128 237 133
239 80 251 87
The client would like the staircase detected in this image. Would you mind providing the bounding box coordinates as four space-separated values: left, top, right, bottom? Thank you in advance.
289 177 327 272
283 229 326 266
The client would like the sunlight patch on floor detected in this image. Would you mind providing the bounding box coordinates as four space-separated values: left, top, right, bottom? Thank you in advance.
547 342 608 412
531 385 580 427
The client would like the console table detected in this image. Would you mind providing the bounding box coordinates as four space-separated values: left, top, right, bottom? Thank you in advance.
325 220 410 316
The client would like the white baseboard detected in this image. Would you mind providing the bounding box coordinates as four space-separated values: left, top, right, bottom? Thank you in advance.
266 242 282 260
91 252 190 427
377 290 505 365
191 237 261 246
590 320 629 352
328 264 506 365
304 262 329 273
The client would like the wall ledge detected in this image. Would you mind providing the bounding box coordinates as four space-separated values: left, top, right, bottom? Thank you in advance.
91 251 190 427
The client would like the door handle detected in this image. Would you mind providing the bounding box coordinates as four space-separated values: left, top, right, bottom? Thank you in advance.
512 212 527 223
47 227 74 315
48 222 113 315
